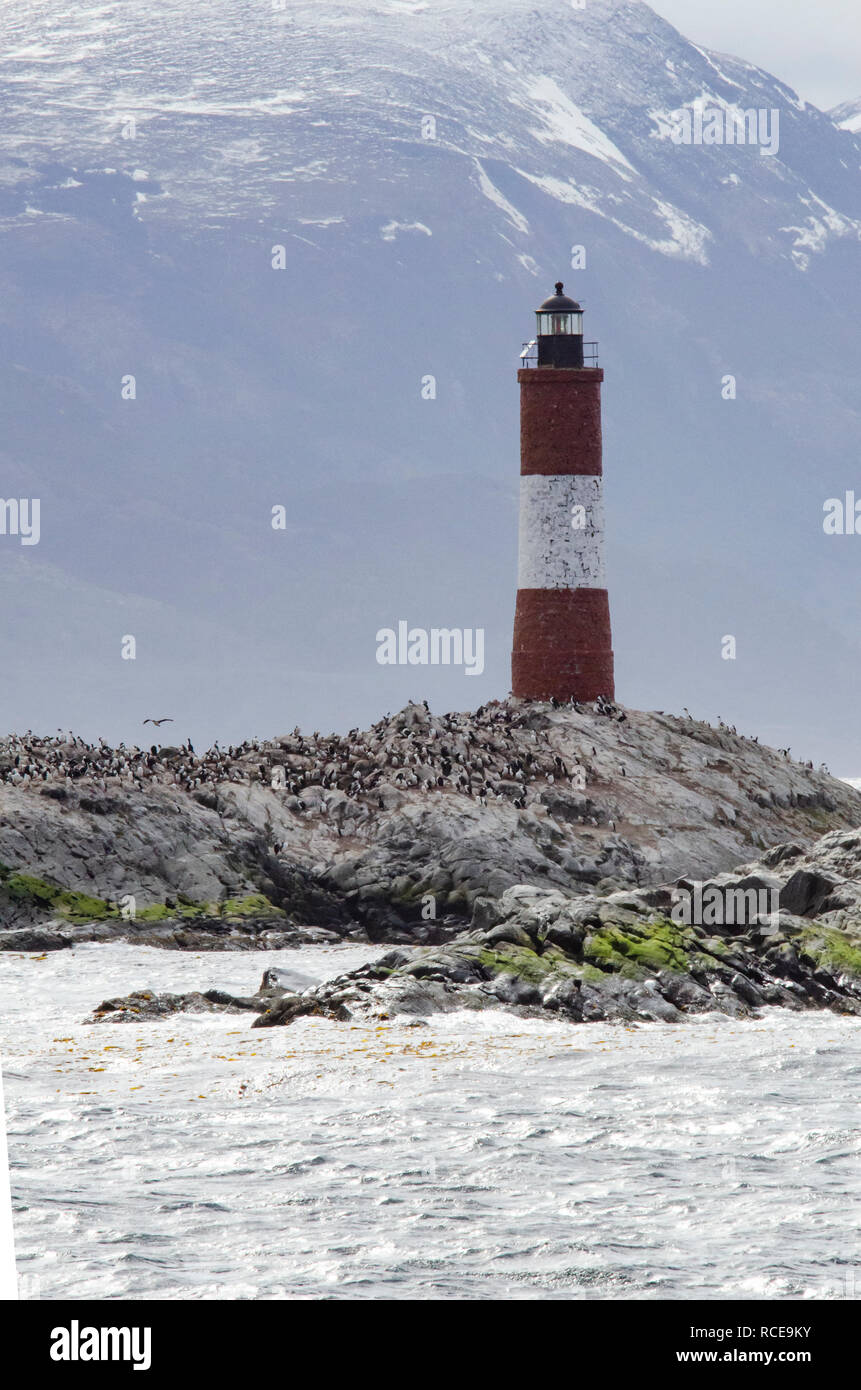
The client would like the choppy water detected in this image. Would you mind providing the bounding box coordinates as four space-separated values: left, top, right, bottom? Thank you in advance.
3 942 860 1300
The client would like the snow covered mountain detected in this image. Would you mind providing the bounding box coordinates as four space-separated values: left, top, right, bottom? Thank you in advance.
2 0 861 768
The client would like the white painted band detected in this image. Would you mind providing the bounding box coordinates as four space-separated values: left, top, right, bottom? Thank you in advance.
518 474 606 589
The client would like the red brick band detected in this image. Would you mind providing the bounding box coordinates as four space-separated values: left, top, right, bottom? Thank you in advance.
518 367 604 477
512 588 615 702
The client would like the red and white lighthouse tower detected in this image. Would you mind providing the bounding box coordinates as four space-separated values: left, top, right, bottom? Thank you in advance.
511 283 615 703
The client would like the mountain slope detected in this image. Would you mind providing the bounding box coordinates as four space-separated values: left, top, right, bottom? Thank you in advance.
2 0 861 764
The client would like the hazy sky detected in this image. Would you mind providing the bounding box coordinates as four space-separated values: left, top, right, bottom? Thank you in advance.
649 0 861 110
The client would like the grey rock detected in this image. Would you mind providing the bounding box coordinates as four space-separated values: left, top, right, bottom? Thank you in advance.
779 868 840 917
484 922 535 950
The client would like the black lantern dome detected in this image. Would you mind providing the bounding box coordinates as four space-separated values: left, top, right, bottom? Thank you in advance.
536 281 584 367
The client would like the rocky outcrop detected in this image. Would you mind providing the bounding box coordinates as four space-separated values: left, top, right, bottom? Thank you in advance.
89 969 354 1026
91 989 259 1023
89 964 330 1023
0 913 350 954
84 885 861 1028
242 877 861 1028
3 700 860 949
86 823 861 1028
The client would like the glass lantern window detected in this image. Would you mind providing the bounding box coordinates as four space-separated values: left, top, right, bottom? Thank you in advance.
538 311 582 336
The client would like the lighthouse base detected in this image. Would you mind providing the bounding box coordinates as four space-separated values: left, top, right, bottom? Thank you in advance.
511 588 615 703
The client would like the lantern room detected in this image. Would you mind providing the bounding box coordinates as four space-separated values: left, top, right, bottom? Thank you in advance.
536 282 585 367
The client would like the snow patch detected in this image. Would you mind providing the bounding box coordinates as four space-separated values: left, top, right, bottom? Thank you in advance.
473 160 529 234
650 92 779 148
690 45 745 92
648 199 712 263
830 98 861 133
518 76 636 179
380 220 432 241
779 191 861 269
520 172 711 265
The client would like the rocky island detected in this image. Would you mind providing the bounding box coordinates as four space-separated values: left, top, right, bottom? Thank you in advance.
2 698 861 1026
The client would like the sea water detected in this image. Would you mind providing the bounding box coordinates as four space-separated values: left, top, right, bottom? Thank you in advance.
2 943 859 1300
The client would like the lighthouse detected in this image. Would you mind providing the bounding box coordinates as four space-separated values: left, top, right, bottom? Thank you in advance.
511 283 615 703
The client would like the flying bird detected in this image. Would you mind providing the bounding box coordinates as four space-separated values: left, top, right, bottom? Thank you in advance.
143 718 174 726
